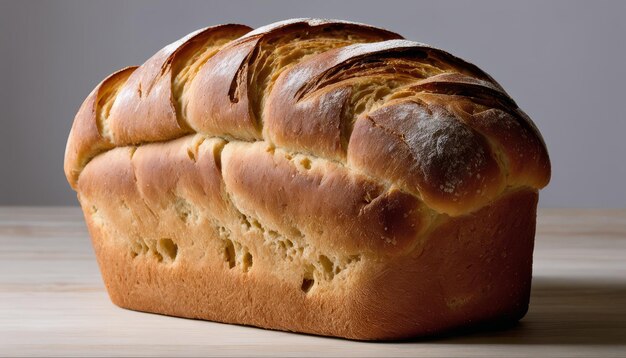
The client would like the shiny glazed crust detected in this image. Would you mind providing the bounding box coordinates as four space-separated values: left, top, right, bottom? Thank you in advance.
64 18 551 340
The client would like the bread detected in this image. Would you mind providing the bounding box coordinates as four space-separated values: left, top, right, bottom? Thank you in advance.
64 18 551 340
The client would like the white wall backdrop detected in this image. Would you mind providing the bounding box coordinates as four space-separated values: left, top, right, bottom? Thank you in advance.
1 0 624 207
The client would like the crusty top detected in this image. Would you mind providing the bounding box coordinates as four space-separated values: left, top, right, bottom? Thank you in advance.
64 18 550 217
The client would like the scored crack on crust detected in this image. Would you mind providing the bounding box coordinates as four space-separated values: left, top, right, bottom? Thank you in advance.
107 24 254 146
185 18 402 141
64 18 552 340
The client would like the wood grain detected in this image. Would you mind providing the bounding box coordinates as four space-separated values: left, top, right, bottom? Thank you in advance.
0 207 624 357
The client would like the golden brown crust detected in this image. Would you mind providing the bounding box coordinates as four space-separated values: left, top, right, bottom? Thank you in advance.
221 141 425 255
186 19 401 141
351 189 538 339
265 39 549 214
422 94 551 189
65 19 552 340
108 24 252 145
348 99 505 215
80 147 537 339
264 40 502 161
64 66 136 188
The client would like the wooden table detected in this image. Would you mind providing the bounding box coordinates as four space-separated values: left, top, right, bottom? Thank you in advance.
1 207 624 357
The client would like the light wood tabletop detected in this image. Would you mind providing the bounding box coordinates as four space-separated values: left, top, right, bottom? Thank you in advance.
0 207 624 357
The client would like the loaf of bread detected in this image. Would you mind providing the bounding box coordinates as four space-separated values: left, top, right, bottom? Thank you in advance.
64 18 550 340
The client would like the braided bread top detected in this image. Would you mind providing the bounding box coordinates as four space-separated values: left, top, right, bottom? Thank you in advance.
64 18 550 216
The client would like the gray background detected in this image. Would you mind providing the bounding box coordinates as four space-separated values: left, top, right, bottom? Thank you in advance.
0 0 624 207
